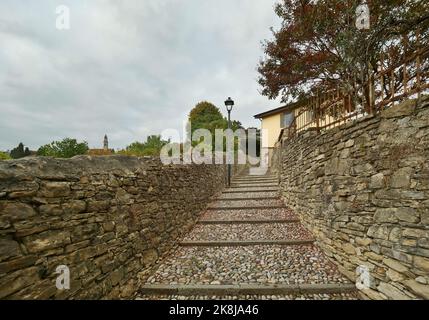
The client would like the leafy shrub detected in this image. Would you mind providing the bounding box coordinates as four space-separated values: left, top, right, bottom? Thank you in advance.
37 138 89 158
0 151 11 160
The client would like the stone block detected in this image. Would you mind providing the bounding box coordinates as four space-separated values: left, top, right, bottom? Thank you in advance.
377 282 411 300
367 225 390 240
391 167 413 189
394 207 419 223
382 258 408 273
23 230 71 253
374 208 398 223
402 228 428 239
142 249 158 266
414 256 429 272
370 173 385 189
0 267 40 299
38 204 63 215
381 99 416 119
404 280 429 299
62 200 86 214
39 182 71 198
0 239 22 262
0 202 37 222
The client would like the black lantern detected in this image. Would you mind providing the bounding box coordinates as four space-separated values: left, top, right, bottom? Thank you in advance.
224 97 234 186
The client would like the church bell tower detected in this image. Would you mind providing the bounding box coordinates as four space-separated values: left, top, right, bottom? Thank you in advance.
103 134 108 151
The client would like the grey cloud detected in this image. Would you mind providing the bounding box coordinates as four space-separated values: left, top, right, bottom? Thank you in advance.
0 0 282 151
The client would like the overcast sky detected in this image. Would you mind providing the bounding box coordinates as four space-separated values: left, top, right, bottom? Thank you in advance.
0 0 282 151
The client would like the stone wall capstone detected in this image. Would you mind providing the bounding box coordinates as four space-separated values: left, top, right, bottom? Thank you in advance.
0 156 228 299
278 96 429 300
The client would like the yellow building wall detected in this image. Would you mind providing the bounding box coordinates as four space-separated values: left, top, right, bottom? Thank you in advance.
293 107 338 133
260 106 344 157
261 114 282 149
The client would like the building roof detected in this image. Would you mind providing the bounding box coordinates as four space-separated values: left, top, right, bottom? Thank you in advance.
253 100 307 119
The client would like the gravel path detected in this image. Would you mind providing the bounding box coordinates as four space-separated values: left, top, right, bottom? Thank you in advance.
144 245 351 286
209 199 284 208
138 173 358 300
184 223 312 241
137 293 360 300
200 208 297 221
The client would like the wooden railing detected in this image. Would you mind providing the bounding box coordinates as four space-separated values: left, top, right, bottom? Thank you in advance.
287 44 429 139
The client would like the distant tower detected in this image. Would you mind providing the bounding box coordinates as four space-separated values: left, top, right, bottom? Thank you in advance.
103 134 108 151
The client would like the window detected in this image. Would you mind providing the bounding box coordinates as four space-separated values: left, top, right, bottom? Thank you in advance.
280 111 295 128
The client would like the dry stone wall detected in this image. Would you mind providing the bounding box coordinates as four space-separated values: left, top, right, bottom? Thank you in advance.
0 156 228 299
278 96 429 300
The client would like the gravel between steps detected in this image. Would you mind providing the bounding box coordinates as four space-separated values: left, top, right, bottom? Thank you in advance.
219 192 279 199
231 183 278 188
137 293 360 300
183 223 312 241
200 208 297 221
210 199 284 208
223 187 279 193
144 245 352 286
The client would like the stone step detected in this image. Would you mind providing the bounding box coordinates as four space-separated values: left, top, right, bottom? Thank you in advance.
183 223 313 242
219 191 279 200
180 240 315 246
139 283 357 296
208 199 284 209
200 208 298 222
142 246 354 288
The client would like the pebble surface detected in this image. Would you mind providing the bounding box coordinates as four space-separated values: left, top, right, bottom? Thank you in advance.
200 208 297 221
139 173 359 300
210 199 284 208
145 245 352 286
219 192 279 199
137 293 360 300
223 187 279 192
184 223 313 241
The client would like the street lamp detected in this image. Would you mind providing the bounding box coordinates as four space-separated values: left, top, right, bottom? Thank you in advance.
224 97 234 186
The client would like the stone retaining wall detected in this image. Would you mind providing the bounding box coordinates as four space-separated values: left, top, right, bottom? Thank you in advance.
278 96 429 299
0 156 228 299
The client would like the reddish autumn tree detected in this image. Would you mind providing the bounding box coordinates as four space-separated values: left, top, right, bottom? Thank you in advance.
258 0 429 103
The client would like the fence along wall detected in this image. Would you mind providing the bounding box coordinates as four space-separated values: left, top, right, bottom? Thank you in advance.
278 96 429 300
0 156 227 299
287 43 429 138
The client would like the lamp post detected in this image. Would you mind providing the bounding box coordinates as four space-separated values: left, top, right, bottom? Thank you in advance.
224 97 234 186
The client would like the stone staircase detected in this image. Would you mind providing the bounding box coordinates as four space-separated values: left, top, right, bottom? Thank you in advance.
138 172 360 300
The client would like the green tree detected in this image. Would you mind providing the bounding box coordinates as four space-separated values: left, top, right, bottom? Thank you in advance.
258 0 429 102
10 142 30 159
37 138 89 158
189 101 227 134
122 135 170 157
0 151 11 160
188 101 243 150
